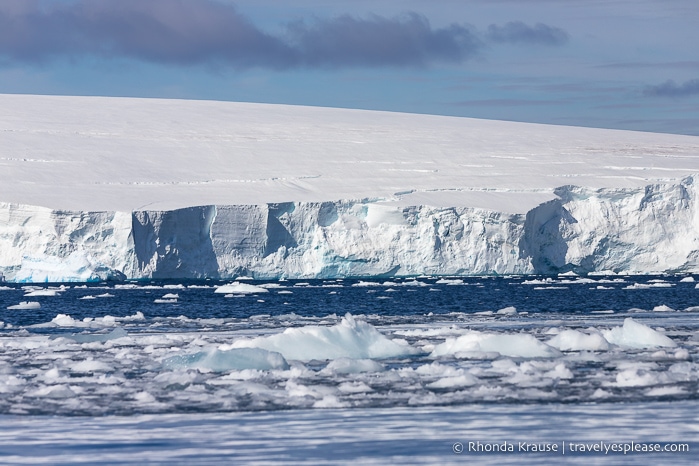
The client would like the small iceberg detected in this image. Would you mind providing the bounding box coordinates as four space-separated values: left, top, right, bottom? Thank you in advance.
24 289 60 297
229 313 418 361
431 331 560 358
163 347 289 372
602 318 676 348
7 301 41 310
214 282 269 294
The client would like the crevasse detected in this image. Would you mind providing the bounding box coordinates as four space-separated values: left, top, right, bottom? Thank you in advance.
1 176 697 282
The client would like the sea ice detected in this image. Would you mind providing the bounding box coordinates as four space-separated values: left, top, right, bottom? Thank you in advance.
163 347 289 372
23 289 60 297
229 313 419 360
602 318 677 348
546 329 610 351
6 301 41 310
320 358 386 374
431 331 560 358
214 282 269 294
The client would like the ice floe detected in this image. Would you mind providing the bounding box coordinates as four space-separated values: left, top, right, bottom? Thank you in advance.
431 331 560 358
228 313 418 360
214 282 269 294
602 318 677 348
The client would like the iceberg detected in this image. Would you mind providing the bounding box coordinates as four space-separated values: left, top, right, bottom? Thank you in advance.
3 177 699 281
228 313 418 361
162 347 289 372
1 95 699 282
430 331 560 358
602 318 677 349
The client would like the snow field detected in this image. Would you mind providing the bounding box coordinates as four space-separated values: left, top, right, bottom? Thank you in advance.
2 95 699 282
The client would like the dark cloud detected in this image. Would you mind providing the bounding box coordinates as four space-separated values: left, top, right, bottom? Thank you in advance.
643 79 699 98
486 21 568 46
0 0 294 68
286 13 482 68
0 1 565 69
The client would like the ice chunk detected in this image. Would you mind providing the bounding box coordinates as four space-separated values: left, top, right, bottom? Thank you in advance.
645 386 687 396
214 282 269 294
6 301 41 310
615 368 661 387
35 314 127 328
547 329 610 351
496 306 517 315
163 347 289 372
337 381 374 393
426 374 478 388
431 331 560 358
28 385 77 399
71 359 113 373
652 305 674 312
321 358 386 374
133 391 157 403
230 313 419 361
602 318 677 348
23 289 60 297
65 328 128 344
434 279 464 285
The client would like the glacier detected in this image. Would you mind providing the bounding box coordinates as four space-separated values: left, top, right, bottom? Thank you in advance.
1 94 699 282
1 175 699 282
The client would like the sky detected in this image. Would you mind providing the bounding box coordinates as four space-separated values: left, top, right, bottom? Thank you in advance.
0 0 697 135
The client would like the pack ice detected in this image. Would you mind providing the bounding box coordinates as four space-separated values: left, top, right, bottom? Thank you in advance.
1 94 699 282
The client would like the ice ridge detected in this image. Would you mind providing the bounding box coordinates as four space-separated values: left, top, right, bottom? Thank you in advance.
1 176 699 282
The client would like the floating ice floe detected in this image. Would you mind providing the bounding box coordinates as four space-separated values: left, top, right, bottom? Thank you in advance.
547 329 610 352
431 331 560 358
624 282 673 289
163 347 289 372
434 279 464 285
23 289 60 297
228 313 418 361
653 305 675 312
320 358 386 375
64 327 129 344
6 301 41 310
32 312 144 328
155 293 179 303
214 282 269 294
496 306 517 315
602 318 677 348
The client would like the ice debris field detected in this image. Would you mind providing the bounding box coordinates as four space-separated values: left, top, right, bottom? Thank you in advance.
1 276 698 416
2 94 699 282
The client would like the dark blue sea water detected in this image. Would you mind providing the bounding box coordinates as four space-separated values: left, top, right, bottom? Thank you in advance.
1 275 697 328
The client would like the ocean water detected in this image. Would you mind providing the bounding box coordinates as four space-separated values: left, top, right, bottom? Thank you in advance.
0 275 697 464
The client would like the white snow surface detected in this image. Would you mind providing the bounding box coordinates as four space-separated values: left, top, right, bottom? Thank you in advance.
2 94 699 281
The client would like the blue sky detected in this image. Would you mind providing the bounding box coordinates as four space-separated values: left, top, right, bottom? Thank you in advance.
0 0 697 135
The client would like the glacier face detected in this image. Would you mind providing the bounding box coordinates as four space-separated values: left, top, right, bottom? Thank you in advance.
1 176 698 282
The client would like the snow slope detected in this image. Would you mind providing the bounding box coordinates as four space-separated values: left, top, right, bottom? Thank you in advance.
1 94 699 281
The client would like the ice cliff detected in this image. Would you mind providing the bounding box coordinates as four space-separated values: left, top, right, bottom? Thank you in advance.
2 176 698 282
